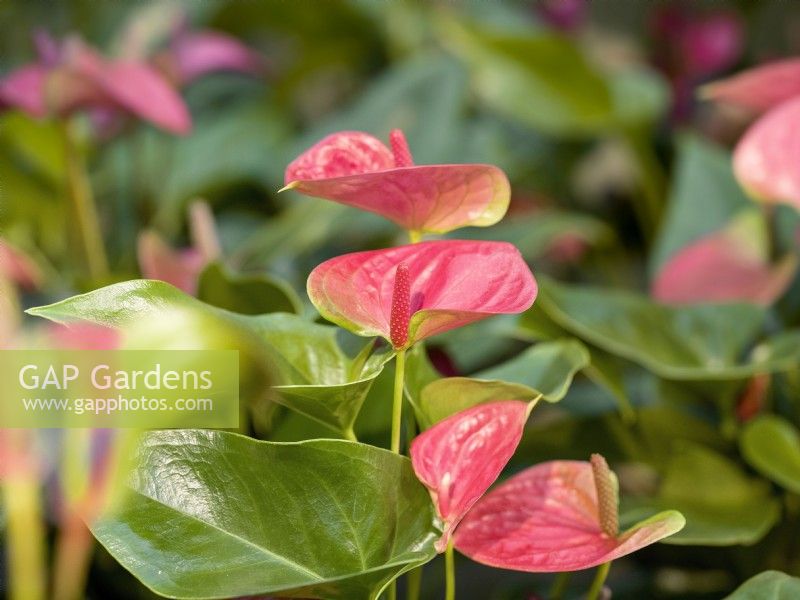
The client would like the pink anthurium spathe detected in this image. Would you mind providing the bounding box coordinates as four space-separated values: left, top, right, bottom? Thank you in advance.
0 239 43 291
283 130 511 235
306 240 537 349
732 96 800 209
702 58 800 114
159 30 264 86
410 401 534 552
0 33 190 134
454 456 685 572
137 201 220 295
652 216 797 305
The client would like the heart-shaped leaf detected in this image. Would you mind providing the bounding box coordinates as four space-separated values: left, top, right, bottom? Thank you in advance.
733 97 800 210
91 430 440 599
284 131 509 235
418 340 588 426
27 281 387 435
197 262 302 315
740 415 800 494
410 401 532 551
528 277 800 380
308 240 536 348
725 571 800 599
454 460 684 571
633 443 780 546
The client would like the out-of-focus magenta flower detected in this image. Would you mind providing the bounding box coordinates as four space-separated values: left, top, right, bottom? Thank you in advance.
411 401 533 551
0 33 190 134
154 30 264 87
0 238 43 291
137 201 220 295
47 322 121 351
535 0 587 32
650 6 743 120
702 58 800 114
454 456 685 572
284 130 511 235
704 60 800 209
306 240 537 349
652 216 797 305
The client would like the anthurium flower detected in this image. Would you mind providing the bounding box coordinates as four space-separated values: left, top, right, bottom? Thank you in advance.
0 239 43 291
732 96 800 209
410 400 534 552
0 33 190 134
702 58 800 114
283 130 510 235
652 214 797 305
306 240 537 349
137 201 220 295
454 456 685 572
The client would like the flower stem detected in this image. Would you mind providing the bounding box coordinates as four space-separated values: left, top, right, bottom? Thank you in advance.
444 538 456 600
405 566 422 600
548 571 571 600
390 348 406 454
2 472 46 600
586 562 611 600
61 120 108 279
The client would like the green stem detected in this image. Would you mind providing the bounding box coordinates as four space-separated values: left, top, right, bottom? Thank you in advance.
3 470 46 600
405 566 422 600
586 562 611 600
343 427 358 442
549 571 571 600
61 120 108 279
444 539 456 600
390 349 407 454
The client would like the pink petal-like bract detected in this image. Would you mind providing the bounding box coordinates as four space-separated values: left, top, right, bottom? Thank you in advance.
704 58 800 113
94 61 191 134
0 239 43 291
306 240 537 347
0 65 48 117
410 401 532 552
47 323 121 351
170 30 263 85
652 229 796 305
137 231 206 295
284 131 510 234
733 97 800 209
454 461 685 572
285 131 395 181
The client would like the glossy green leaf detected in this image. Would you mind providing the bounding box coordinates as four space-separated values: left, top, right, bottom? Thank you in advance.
197 262 302 315
528 277 800 380
740 415 800 494
418 340 588 426
725 571 800 599
91 431 439 599
638 443 780 546
27 281 388 435
441 20 613 135
650 135 752 275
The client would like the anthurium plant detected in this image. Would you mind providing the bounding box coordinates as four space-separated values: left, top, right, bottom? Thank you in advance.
5 3 800 600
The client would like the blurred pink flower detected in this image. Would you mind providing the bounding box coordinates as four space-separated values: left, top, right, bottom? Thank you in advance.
535 0 587 32
650 6 743 120
705 60 800 209
0 32 190 134
137 201 220 295
652 217 797 305
154 30 264 87
0 238 43 291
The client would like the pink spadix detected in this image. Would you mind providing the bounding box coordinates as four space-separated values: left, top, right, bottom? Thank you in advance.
389 263 410 349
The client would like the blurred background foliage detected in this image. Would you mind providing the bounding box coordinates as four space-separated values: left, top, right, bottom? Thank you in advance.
4 1 800 599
